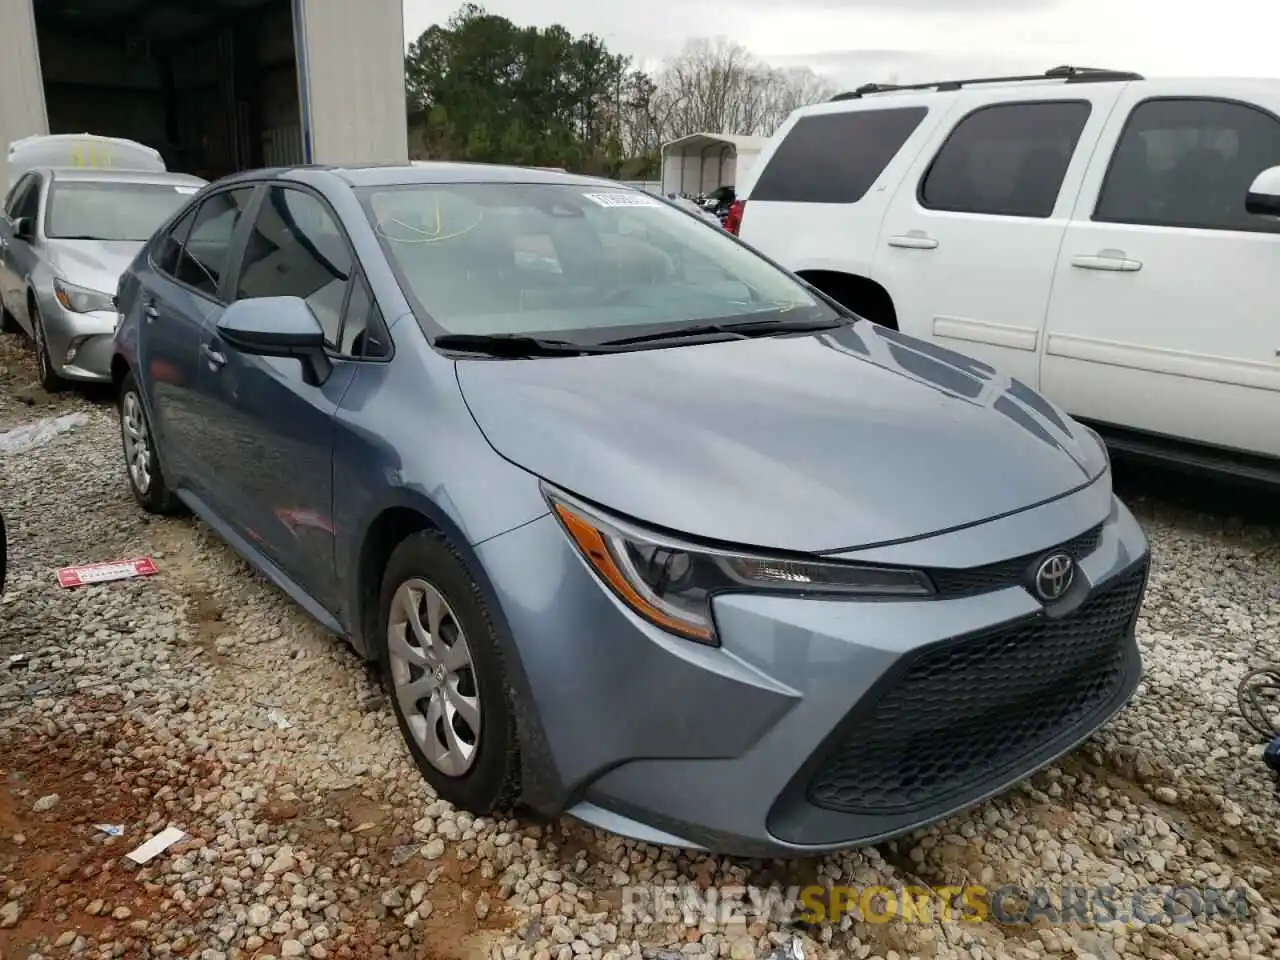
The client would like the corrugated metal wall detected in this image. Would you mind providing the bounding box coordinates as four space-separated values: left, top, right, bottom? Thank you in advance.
294 0 408 165
0 0 49 187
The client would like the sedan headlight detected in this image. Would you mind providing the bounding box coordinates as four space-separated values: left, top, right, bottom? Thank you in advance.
53 278 115 314
545 485 934 645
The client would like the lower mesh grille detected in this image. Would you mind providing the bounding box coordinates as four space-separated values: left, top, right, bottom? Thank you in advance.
807 563 1146 815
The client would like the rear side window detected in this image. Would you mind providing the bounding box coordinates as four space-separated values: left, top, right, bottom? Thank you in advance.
920 101 1091 218
174 187 255 298
750 107 929 204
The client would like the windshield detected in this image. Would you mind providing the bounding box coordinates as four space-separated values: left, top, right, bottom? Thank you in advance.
46 181 199 242
360 182 835 341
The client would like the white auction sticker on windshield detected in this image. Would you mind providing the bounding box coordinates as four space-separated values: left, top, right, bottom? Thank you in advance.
582 191 663 208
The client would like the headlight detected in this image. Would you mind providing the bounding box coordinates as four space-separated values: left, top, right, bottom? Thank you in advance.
53 278 114 314
545 485 934 645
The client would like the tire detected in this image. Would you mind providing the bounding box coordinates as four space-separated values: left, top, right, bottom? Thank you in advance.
377 531 521 813
30 300 68 392
118 371 184 515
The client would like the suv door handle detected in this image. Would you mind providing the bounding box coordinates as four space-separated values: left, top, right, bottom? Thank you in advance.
1071 252 1142 272
201 343 226 369
887 233 939 250
143 303 159 320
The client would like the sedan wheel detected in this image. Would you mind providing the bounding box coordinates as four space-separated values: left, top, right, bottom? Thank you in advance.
117 371 184 515
31 303 67 392
379 531 521 813
387 578 482 776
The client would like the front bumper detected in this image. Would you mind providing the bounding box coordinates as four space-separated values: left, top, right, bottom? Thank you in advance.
37 294 116 382
477 474 1148 858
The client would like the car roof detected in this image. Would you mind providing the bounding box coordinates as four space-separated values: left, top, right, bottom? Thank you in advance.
44 167 206 187
204 161 618 192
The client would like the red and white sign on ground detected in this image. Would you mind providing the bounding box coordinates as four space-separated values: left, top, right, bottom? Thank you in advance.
56 557 159 588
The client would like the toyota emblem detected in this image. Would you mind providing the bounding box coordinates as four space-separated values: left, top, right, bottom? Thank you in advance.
1033 552 1075 602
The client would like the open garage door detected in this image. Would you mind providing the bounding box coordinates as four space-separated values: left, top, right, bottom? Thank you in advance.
30 0 307 181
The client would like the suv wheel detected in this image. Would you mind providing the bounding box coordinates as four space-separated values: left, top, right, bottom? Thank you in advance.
119 371 183 515
377 532 521 813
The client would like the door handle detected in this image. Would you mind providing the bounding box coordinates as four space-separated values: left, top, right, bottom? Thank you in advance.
1071 252 1142 272
201 343 226 369
144 303 159 320
887 233 939 250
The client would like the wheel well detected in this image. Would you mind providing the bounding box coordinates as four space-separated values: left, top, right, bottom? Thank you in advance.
110 356 131 392
357 507 438 659
799 270 898 330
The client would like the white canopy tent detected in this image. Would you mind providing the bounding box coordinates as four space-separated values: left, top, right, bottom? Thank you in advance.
660 132 768 197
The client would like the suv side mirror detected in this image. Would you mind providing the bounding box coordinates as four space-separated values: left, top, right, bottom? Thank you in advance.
1245 165 1280 218
11 217 33 241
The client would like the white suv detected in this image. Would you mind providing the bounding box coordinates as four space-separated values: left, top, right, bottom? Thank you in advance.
735 66 1280 483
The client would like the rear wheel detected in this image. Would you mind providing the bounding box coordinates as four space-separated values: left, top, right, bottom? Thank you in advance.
119 371 184 515
377 532 521 813
30 300 67 392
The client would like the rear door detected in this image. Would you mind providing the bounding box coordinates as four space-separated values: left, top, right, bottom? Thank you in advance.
195 183 365 609
1040 81 1280 459
873 85 1128 387
132 186 257 495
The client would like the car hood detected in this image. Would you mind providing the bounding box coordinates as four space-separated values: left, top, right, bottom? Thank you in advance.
455 322 1108 553
45 240 141 295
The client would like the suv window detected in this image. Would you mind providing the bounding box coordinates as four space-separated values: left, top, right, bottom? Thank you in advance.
174 187 255 297
751 107 929 204
234 186 353 347
1094 98 1280 233
920 101 1091 218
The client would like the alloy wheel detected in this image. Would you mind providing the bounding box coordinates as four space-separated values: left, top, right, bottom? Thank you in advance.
387 578 482 776
121 391 153 495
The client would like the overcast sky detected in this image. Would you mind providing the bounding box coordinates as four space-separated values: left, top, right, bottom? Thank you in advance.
403 0 1278 88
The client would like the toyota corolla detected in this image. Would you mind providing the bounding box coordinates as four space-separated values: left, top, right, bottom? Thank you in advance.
110 162 1148 856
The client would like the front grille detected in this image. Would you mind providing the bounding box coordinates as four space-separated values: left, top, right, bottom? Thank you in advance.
928 523 1103 598
807 562 1146 815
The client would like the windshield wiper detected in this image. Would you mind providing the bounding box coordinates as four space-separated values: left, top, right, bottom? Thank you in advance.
432 333 614 357
600 315 841 347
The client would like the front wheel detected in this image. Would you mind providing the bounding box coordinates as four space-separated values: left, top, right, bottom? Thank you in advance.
378 532 521 813
30 302 68 392
119 371 184 515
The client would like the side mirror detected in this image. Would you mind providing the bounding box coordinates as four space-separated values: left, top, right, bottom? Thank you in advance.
1245 165 1280 218
216 296 332 386
12 217 33 241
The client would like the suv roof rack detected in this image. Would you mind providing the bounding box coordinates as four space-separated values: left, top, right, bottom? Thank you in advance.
828 65 1143 101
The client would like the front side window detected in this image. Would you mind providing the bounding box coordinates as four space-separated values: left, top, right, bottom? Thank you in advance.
4 175 35 218
9 175 40 222
361 182 837 342
173 187 255 297
152 207 198 277
920 101 1092 218
1094 98 1280 233
45 180 200 242
234 186 353 346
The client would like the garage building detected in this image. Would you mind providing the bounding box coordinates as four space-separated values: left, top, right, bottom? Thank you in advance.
0 0 408 186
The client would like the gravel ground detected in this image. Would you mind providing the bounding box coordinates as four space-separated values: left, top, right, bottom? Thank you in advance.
1 326 1279 960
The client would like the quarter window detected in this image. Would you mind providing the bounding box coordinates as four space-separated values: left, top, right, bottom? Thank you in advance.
750 107 929 204
920 101 1091 218
174 188 255 297
234 186 353 347
1094 98 1280 233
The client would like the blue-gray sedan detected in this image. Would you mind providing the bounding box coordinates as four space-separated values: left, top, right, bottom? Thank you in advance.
110 162 1149 857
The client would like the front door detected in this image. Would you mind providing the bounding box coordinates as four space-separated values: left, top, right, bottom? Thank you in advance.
874 86 1127 388
1040 81 1280 459
0 173 43 331
196 184 356 610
